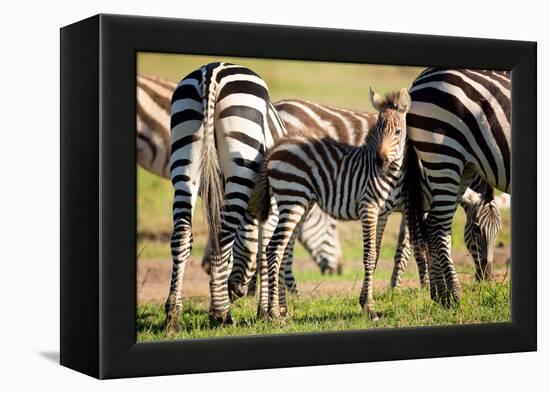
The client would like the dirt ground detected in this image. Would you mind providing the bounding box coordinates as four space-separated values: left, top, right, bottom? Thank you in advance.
137 247 510 305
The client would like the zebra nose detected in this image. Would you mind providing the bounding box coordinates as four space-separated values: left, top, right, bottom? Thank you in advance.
377 153 388 170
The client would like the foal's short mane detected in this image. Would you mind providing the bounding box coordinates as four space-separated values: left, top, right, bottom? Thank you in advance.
382 91 403 110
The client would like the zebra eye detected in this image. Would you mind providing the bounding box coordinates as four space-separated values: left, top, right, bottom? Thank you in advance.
395 128 402 135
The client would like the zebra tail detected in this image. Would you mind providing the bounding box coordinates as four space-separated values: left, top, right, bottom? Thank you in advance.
199 68 224 255
248 158 271 223
403 144 427 257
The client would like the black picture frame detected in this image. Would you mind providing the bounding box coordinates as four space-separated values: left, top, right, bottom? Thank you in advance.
60 14 536 379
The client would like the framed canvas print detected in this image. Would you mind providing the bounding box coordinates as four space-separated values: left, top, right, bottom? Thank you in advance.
60 14 536 379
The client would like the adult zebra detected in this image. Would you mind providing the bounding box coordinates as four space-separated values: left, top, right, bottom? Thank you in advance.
406 68 510 305
136 74 344 287
167 62 289 330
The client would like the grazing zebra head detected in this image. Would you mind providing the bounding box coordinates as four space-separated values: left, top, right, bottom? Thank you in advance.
367 87 411 172
461 188 502 281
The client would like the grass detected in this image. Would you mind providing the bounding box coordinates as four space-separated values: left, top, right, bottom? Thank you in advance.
137 53 425 112
137 280 510 341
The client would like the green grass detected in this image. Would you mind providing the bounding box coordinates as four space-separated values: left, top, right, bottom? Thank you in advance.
292 265 418 283
137 281 510 341
137 53 424 112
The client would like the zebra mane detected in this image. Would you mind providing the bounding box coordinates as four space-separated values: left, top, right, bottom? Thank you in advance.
383 92 402 110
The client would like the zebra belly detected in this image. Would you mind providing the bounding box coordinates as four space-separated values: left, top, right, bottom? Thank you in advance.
314 196 361 221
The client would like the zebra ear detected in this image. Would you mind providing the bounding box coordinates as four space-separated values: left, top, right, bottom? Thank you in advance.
397 88 411 113
370 87 386 111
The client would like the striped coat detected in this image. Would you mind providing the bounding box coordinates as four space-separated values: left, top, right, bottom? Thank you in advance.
406 68 510 305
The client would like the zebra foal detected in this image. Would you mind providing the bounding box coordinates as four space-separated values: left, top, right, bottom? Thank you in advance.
250 88 412 320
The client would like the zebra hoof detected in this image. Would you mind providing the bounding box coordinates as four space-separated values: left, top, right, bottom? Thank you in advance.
229 281 247 301
246 287 257 297
280 307 290 318
208 310 234 327
257 306 269 320
165 316 182 335
287 287 299 296
362 308 379 321
268 308 281 320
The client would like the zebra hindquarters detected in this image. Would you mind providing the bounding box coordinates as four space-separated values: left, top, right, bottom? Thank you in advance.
358 203 381 321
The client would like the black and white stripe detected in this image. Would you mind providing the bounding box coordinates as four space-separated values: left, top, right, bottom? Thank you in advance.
392 176 503 287
250 88 412 320
166 62 276 330
137 74 503 298
136 74 345 295
406 68 510 305
137 75 176 178
460 178 502 281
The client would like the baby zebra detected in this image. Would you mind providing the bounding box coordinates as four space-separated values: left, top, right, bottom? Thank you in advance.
250 88 411 320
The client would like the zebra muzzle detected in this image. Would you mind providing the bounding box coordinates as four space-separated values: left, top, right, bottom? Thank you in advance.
376 153 389 172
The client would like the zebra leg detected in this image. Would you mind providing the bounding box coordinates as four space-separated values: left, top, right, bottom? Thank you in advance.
358 204 380 321
282 228 299 295
166 219 193 334
266 204 305 319
413 239 429 288
425 211 461 307
208 181 258 325
257 244 269 318
165 112 202 334
279 208 310 315
391 216 411 288
375 214 389 265
247 268 258 296
228 212 259 299
201 238 212 275
166 187 199 333
257 202 278 318
392 216 429 288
